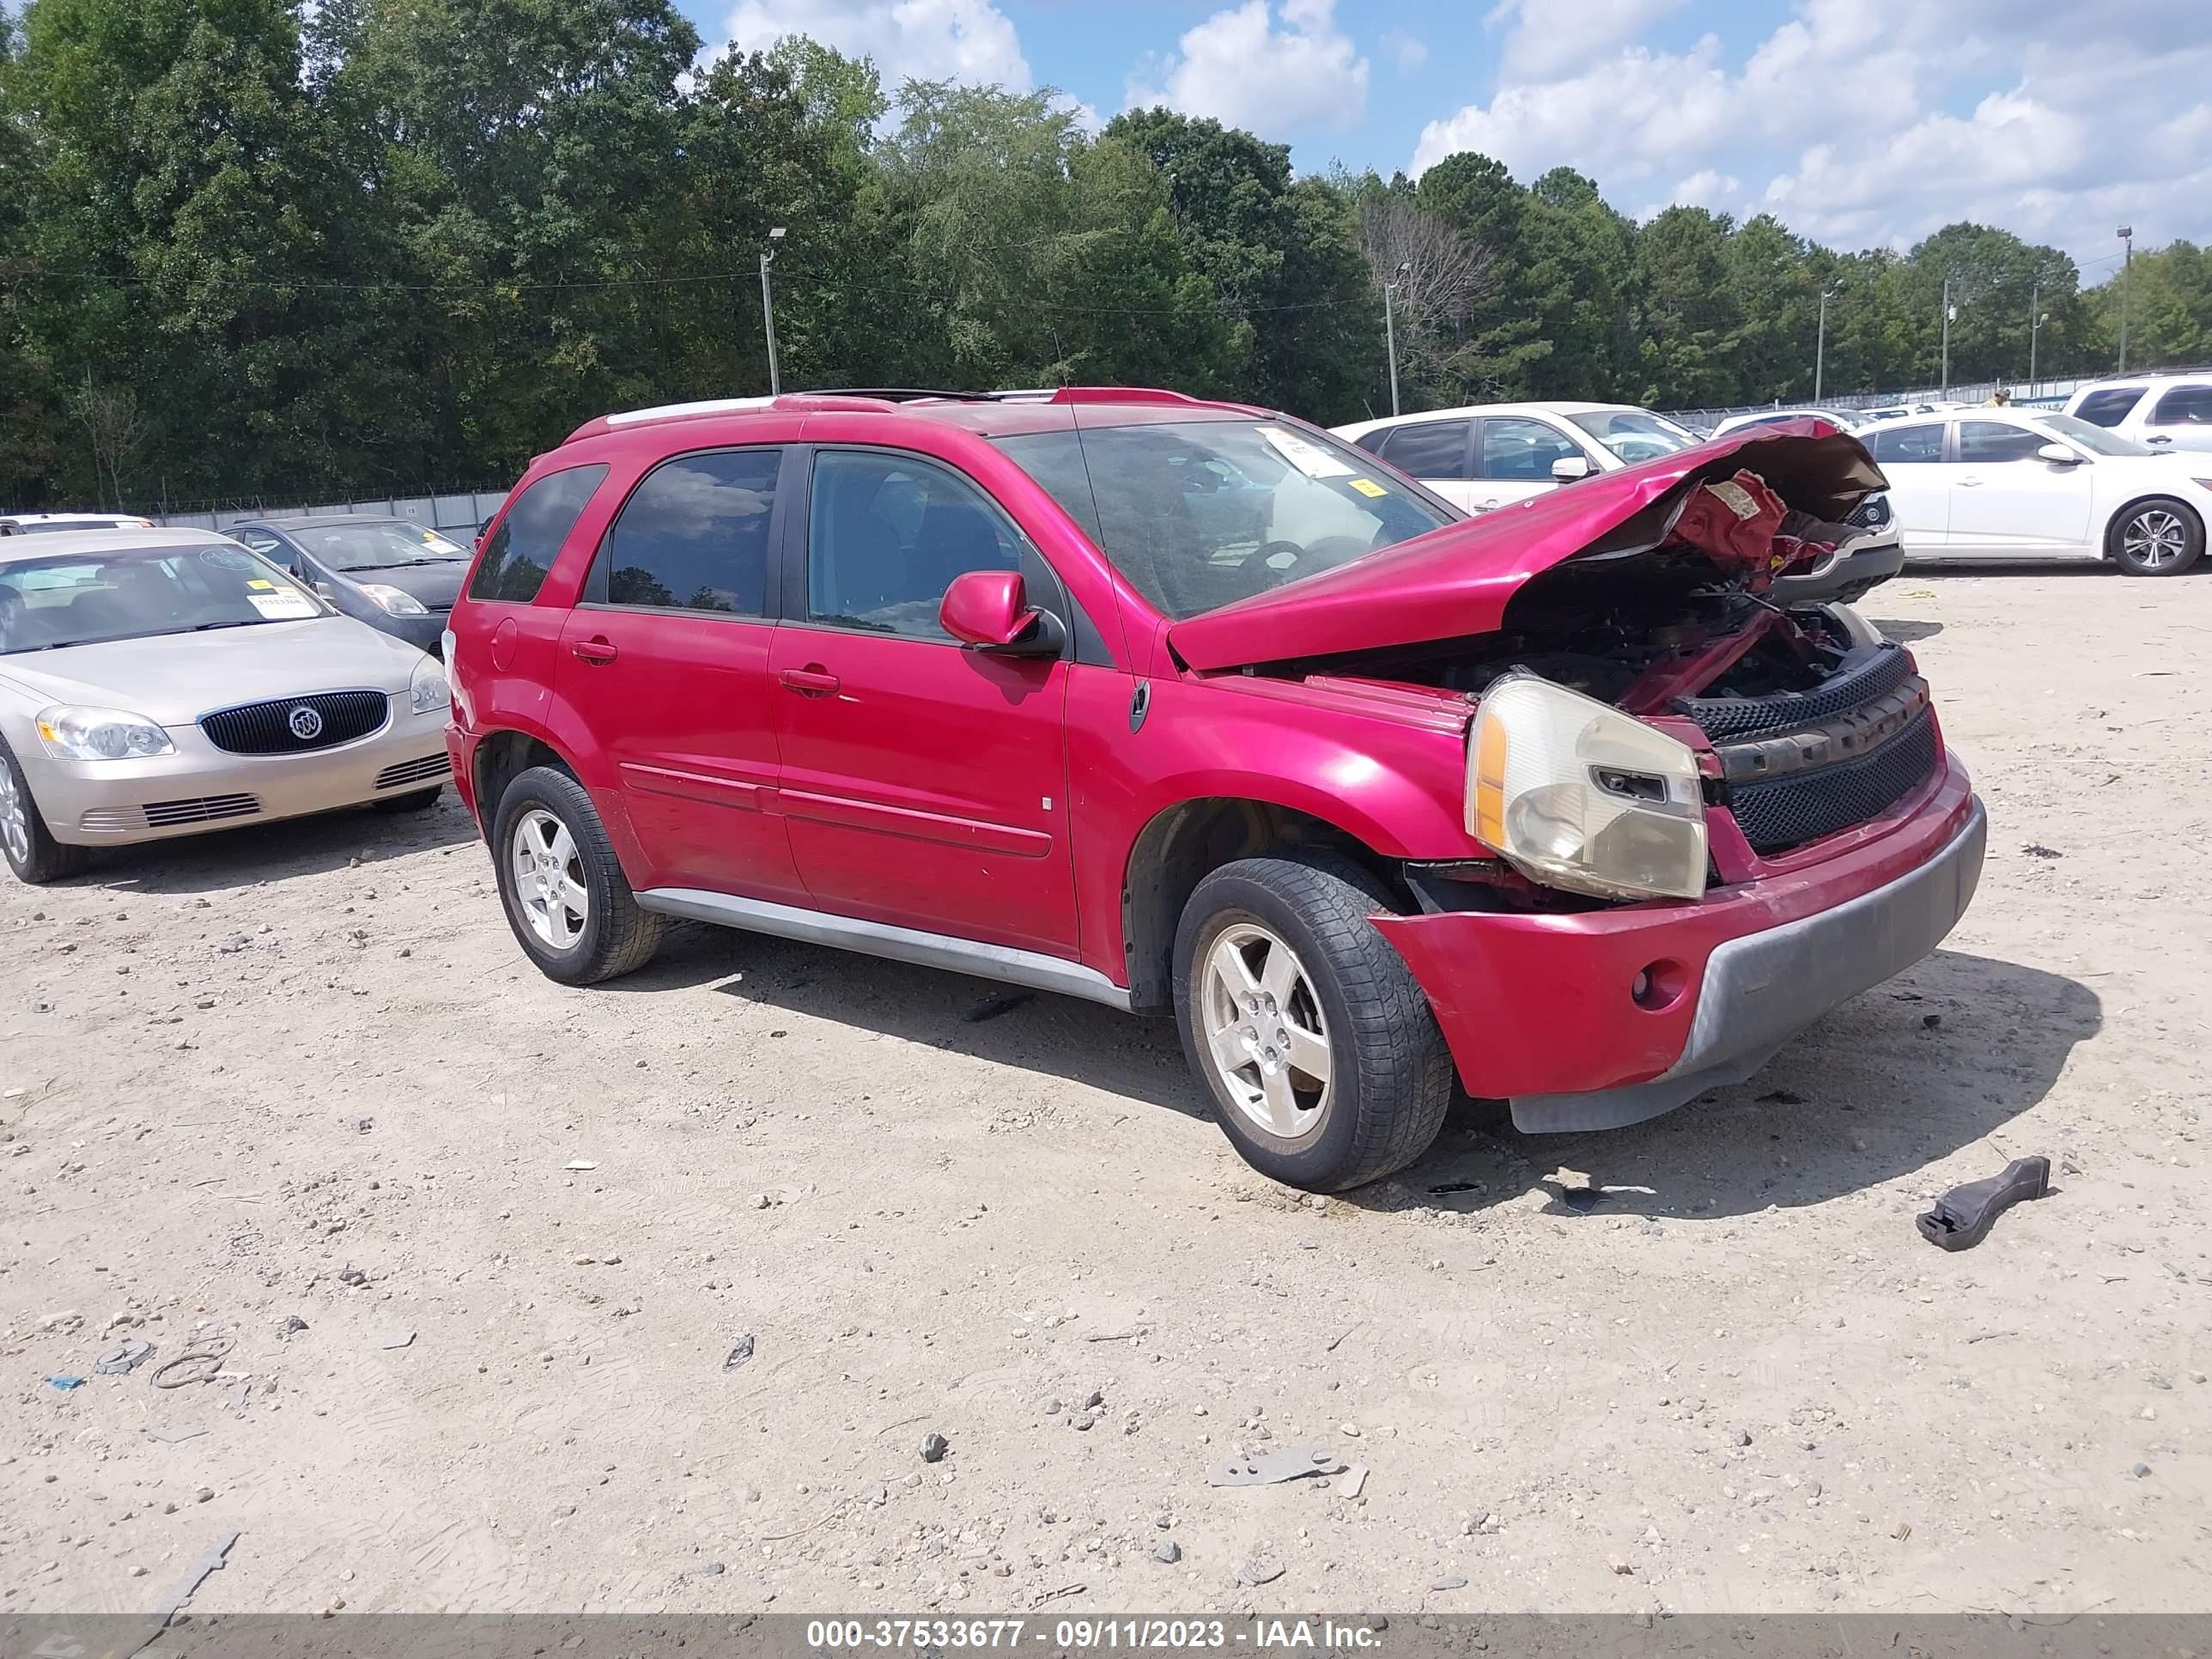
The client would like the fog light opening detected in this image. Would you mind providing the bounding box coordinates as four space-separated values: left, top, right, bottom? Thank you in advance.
1632 958 1687 1012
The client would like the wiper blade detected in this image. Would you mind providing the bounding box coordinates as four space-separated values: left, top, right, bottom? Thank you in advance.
190 619 262 631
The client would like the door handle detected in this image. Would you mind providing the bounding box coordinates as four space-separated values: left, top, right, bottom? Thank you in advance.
572 636 618 664
1955 477 1983 488
778 665 841 696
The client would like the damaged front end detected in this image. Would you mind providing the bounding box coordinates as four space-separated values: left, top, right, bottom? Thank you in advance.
1193 425 1942 908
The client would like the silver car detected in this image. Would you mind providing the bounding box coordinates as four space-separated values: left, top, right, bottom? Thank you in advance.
0 529 453 884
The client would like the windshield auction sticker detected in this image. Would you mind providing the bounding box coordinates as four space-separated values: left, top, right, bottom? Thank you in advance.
247 591 319 619
1260 428 1353 479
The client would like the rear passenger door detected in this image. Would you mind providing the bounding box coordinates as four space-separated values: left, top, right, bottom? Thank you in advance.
1370 419 1478 510
2142 383 2212 453
555 446 804 900
768 447 1079 957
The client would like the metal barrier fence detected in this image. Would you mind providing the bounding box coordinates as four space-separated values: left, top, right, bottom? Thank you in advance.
148 489 514 536
1665 374 2109 431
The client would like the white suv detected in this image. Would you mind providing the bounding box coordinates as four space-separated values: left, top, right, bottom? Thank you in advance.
2062 373 2212 454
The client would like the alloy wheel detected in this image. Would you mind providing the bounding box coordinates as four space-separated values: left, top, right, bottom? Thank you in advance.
1199 921 1332 1142
0 763 29 867
2123 508 2189 569
511 807 587 951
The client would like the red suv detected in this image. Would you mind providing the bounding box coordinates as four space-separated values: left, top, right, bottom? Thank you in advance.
445 389 1984 1191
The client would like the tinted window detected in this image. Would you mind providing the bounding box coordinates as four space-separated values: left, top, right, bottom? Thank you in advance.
2148 385 2212 427
996 421 1452 621
1958 421 2049 463
467 464 608 604
593 448 779 614
1869 423 1944 464
228 529 283 556
1480 416 1583 480
808 452 1027 641
2072 386 2144 428
1376 420 1473 480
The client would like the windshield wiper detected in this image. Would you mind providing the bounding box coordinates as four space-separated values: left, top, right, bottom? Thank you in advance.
190 618 264 631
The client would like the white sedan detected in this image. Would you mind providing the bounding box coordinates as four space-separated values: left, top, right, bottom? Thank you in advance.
1332 400 1705 515
1858 409 2210 575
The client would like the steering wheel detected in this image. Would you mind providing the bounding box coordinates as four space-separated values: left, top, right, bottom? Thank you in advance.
1256 538 1308 571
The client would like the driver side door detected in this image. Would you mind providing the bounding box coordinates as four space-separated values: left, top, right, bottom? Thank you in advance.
768 447 1082 957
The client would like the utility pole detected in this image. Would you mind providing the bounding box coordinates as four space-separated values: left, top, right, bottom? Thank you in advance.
2116 225 2133 373
1940 274 1953 397
2028 280 2044 387
1382 261 1408 417
1814 288 1835 403
759 227 787 396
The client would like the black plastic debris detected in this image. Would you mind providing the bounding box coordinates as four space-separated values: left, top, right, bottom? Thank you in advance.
961 990 1033 1024
1426 1181 1478 1197
723 1334 756 1370
1758 1090 1807 1105
2021 844 2063 860
1917 1157 2050 1251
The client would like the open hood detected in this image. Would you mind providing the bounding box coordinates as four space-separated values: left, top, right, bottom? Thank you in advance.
1166 419 1887 673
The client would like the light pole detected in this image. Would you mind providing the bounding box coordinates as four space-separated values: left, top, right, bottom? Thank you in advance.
1940 274 1954 396
2028 281 2046 387
1814 288 1836 403
759 227 787 396
1382 260 1408 417
2116 225 2133 373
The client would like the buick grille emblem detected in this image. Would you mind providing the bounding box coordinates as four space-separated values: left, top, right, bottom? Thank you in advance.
287 705 325 741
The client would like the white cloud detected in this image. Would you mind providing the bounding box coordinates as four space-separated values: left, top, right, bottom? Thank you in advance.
1413 0 2212 262
1380 27 1427 74
1124 0 1369 137
1486 0 1683 82
720 0 1030 91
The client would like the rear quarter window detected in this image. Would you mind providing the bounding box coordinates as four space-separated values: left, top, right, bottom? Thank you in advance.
2072 387 2145 428
467 464 609 604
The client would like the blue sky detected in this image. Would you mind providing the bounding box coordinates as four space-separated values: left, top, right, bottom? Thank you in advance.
689 0 2212 272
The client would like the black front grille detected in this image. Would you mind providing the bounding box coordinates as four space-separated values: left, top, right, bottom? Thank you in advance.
374 753 450 790
1728 708 1939 855
1677 642 1914 743
1845 492 1893 530
144 793 261 827
200 691 389 755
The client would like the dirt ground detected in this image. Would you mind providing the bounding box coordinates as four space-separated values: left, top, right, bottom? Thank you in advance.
3 565 2208 1618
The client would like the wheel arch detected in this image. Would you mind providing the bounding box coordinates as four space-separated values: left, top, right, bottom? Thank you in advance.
1119 793 1414 1015
2102 490 2205 559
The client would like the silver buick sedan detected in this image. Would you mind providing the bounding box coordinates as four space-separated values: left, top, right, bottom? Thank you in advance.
0 528 453 884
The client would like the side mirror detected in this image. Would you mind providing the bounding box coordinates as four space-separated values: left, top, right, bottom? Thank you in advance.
939 569 1065 656
1551 455 1594 483
2036 442 2082 465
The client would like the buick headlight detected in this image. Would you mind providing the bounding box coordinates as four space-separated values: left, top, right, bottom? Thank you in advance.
410 656 452 715
1468 673 1707 900
362 583 428 617
36 705 174 761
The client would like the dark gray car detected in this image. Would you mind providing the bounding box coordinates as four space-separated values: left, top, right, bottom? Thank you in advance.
225 515 473 653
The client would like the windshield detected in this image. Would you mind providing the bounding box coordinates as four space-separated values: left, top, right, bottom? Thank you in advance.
3 518 147 535
1566 409 1704 465
996 419 1455 620
2031 412 2156 457
0 544 327 653
284 521 471 571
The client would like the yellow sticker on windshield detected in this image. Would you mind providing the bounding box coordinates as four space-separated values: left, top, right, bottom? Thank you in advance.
1347 477 1388 498
247 579 275 589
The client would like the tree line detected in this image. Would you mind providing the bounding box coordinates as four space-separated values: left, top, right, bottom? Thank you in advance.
3 0 2208 512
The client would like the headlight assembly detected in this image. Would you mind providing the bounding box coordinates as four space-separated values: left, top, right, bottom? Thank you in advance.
409 656 452 715
1468 673 1707 901
36 705 174 761
361 583 429 617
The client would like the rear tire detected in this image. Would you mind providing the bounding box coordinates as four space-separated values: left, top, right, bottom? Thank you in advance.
2109 497 2203 576
372 787 442 813
1174 854 1452 1192
0 738 90 885
491 764 663 985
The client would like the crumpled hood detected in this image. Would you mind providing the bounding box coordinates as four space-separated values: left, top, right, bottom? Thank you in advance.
0 614 426 726
1167 419 1887 672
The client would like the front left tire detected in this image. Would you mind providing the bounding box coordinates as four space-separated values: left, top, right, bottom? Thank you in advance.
0 737 89 885
2110 497 2203 576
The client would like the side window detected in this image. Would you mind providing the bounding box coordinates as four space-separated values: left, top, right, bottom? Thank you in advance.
1958 421 2048 463
229 529 281 556
2072 387 2144 428
1869 422 1944 465
591 448 780 614
1480 416 1583 481
2148 385 2212 427
1376 420 1473 480
467 464 608 604
807 451 1027 641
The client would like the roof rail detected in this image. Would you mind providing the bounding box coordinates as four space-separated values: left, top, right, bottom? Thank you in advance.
1045 386 1207 405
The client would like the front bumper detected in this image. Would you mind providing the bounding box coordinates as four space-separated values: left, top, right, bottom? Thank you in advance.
1370 755 1984 1133
1771 532 1905 607
27 703 452 847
